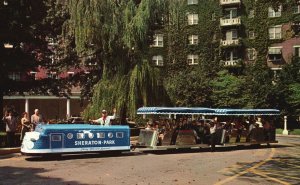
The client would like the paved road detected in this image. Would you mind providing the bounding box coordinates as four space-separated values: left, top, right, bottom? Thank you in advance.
0 137 299 185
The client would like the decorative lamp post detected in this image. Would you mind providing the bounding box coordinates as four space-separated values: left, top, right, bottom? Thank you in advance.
282 116 288 135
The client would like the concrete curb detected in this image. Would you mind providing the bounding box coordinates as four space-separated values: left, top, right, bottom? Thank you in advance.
0 147 20 155
276 134 300 138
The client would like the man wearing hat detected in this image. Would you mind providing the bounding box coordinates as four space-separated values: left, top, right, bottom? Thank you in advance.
91 108 116 126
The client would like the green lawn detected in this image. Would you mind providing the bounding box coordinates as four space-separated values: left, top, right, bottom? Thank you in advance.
276 129 300 135
290 129 300 135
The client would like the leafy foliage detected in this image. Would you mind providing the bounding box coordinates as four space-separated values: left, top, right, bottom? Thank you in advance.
210 70 248 108
165 68 212 107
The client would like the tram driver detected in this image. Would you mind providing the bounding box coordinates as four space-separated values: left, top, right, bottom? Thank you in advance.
91 108 116 126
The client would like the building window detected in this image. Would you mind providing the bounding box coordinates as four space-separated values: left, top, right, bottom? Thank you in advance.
188 35 198 45
187 54 199 65
8 72 21 81
268 47 282 62
49 55 55 64
224 8 238 19
29 71 37 80
152 55 164 66
294 5 300 14
292 22 300 36
187 0 198 5
67 72 74 78
47 72 59 79
248 9 254 18
152 34 163 47
268 26 281 39
248 30 255 39
268 6 282 18
247 48 257 61
294 46 300 57
271 68 282 81
225 50 238 61
226 30 238 40
187 14 198 25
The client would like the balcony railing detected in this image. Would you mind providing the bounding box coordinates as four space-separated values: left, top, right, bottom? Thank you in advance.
222 60 240 66
220 17 241 26
220 39 240 46
220 0 241 5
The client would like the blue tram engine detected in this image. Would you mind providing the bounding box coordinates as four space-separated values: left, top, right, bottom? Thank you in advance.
21 124 130 155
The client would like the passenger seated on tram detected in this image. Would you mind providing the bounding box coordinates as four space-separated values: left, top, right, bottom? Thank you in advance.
182 118 188 129
152 121 160 131
263 118 272 141
145 122 152 130
157 125 166 146
165 119 171 131
192 120 203 144
256 117 263 128
246 117 256 142
222 121 232 143
197 120 206 144
233 118 244 142
202 121 211 144
170 119 182 145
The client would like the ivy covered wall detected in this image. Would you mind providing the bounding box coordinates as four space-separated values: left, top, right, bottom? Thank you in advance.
61 0 300 119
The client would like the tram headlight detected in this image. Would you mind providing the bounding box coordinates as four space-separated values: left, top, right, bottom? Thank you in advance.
31 132 40 141
26 141 34 149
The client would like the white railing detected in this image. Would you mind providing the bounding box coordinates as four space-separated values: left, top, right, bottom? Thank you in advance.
220 17 241 26
220 39 240 46
224 60 239 66
220 0 241 5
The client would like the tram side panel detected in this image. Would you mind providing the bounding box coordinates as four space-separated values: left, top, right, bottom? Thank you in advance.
223 127 276 144
21 126 130 155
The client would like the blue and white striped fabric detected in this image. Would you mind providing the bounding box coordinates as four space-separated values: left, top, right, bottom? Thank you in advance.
214 109 280 115
137 107 215 115
137 107 280 115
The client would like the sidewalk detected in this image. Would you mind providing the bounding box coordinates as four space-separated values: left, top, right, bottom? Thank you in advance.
0 147 20 155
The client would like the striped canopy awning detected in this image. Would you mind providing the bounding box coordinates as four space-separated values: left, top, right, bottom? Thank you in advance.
213 109 280 115
137 107 280 116
136 107 215 115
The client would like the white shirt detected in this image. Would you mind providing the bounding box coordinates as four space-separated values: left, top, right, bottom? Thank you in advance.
210 124 217 134
96 114 116 126
256 121 263 128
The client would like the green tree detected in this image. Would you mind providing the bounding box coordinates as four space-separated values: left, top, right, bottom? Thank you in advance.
278 57 300 115
165 68 212 107
63 0 168 120
0 0 72 120
210 70 248 108
0 0 46 116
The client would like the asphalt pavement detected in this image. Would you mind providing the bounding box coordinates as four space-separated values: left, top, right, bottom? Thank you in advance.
0 137 299 185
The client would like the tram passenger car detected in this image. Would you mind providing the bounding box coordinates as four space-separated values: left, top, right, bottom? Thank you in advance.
21 124 130 155
136 107 279 150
